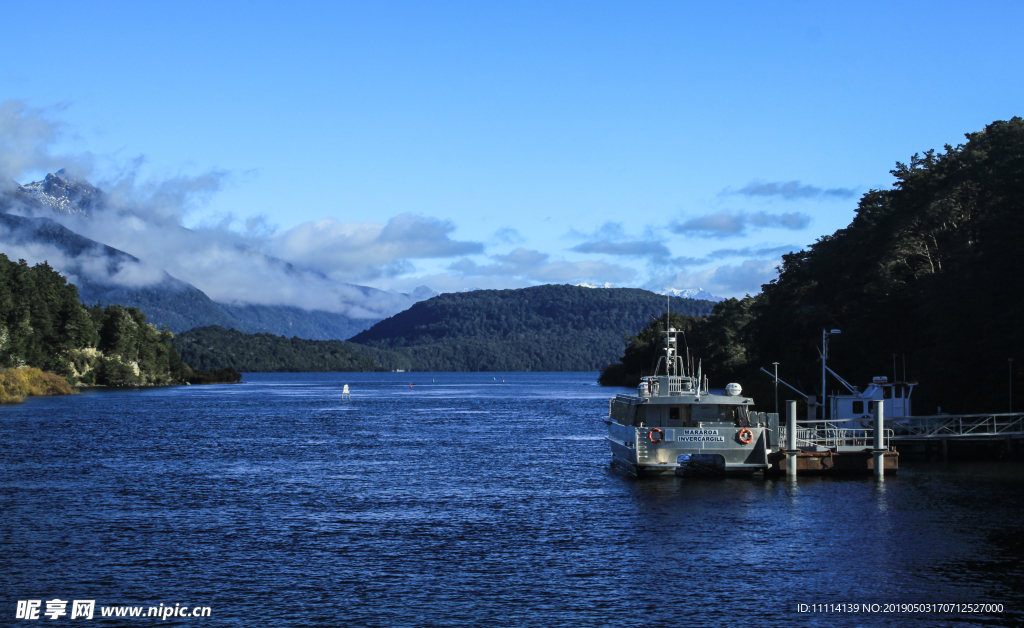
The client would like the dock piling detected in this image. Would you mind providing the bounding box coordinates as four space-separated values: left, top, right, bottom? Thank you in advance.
786 400 798 478
873 402 885 478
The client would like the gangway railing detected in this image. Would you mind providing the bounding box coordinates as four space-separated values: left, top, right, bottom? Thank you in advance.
888 412 1024 440
778 424 894 449
773 413 1024 448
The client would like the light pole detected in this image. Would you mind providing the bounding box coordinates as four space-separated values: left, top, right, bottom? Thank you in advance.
822 329 841 421
1010 358 1014 412
773 361 779 419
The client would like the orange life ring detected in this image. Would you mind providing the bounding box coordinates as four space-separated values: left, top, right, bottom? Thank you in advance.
737 428 753 444
648 428 664 444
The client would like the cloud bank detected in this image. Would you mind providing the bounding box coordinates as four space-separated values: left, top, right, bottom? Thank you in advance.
450 248 637 283
270 214 483 282
670 211 811 237
729 180 857 200
1 101 811 306
0 101 484 317
0 101 92 189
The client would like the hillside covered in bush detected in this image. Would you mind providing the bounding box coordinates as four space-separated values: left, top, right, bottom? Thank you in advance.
0 254 239 387
349 285 715 371
602 118 1024 415
172 326 395 372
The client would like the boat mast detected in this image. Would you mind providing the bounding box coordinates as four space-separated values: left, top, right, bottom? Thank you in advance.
666 297 673 376
821 328 841 421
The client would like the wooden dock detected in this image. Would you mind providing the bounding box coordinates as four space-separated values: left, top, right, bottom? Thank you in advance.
767 448 898 476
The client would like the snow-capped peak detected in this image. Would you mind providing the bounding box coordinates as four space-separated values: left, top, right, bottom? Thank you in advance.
19 169 100 216
657 287 725 302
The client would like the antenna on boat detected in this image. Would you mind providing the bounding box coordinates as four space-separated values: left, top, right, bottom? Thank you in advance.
680 329 690 377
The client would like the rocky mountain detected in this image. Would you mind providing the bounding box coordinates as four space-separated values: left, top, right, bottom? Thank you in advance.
17 169 100 216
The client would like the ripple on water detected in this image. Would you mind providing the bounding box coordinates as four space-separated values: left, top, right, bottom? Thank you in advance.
1 372 1022 628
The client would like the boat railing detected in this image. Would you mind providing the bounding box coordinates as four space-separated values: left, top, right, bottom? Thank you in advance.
888 412 1024 439
666 376 690 394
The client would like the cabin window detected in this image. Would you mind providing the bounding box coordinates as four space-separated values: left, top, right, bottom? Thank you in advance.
669 407 680 423
895 386 903 398
727 406 751 427
883 387 892 399
631 406 642 426
642 406 667 427
692 404 720 423
852 401 864 414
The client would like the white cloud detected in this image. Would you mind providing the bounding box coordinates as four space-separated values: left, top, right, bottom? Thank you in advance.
0 101 93 189
0 221 166 291
450 247 636 283
492 226 524 244
270 213 483 282
730 180 857 200
570 240 671 258
670 211 811 237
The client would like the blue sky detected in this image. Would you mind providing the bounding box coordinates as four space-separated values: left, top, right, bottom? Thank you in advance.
2 0 1022 299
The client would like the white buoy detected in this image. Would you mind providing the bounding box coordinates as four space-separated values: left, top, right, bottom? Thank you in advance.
342 384 351 401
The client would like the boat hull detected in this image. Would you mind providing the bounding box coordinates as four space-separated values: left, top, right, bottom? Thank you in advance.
606 423 770 477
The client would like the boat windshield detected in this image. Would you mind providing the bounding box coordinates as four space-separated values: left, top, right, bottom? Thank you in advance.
693 404 749 425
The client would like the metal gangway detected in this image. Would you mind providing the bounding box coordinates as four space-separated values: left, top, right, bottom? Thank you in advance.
888 412 1024 441
770 414 1024 449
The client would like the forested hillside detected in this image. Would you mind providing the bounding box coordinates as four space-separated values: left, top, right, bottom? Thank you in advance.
172 326 396 372
349 285 715 371
602 118 1024 415
0 254 239 387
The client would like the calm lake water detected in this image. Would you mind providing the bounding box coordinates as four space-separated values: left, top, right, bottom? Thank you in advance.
2 372 1022 627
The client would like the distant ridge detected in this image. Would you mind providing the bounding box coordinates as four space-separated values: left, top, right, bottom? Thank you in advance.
349 284 716 371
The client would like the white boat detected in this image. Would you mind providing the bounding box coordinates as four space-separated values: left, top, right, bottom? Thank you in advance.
604 325 774 476
828 375 917 424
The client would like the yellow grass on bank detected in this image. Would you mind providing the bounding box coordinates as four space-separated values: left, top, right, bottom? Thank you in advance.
0 367 77 404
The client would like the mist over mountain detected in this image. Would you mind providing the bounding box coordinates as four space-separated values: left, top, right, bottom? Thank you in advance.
0 171 435 338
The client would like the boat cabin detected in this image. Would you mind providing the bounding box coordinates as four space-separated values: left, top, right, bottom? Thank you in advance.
829 376 916 420
610 375 755 428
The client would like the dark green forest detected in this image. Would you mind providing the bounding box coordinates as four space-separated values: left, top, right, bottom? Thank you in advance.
348 285 715 371
0 254 239 386
602 118 1024 415
172 326 391 372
